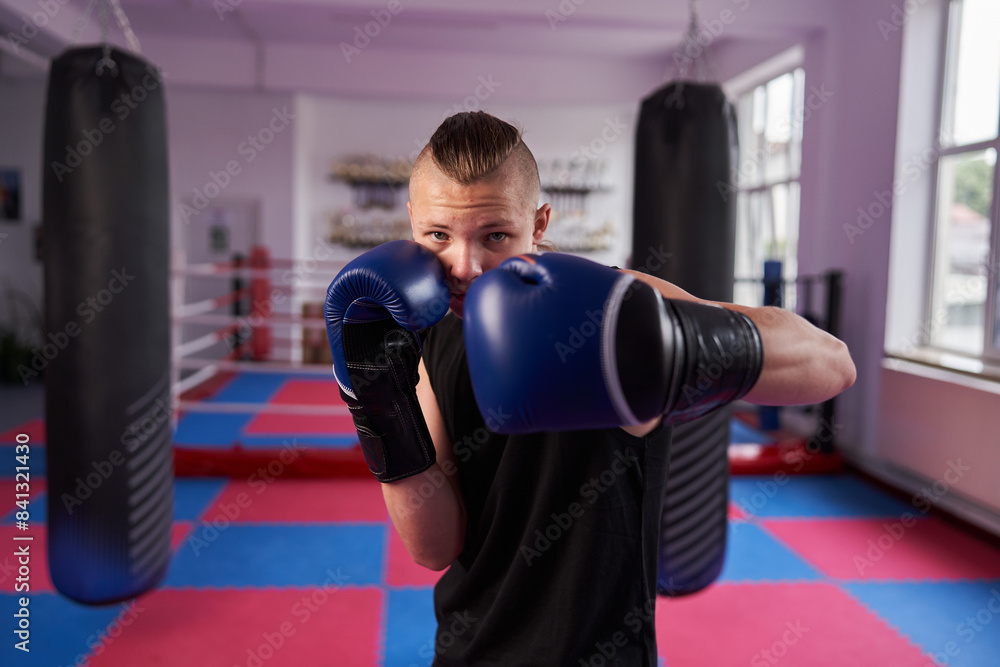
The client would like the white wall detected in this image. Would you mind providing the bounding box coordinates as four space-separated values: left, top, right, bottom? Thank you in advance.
167 86 295 261
293 94 640 269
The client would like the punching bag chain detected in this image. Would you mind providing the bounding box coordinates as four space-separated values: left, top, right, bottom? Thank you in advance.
107 0 142 54
95 0 117 76
70 0 143 76
666 0 719 108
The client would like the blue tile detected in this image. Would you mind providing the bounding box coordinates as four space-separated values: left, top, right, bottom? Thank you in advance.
384 588 438 667
240 435 357 449
719 522 823 582
207 373 287 403
173 478 229 521
173 413 251 446
1 492 45 525
0 445 46 477
845 581 1000 667
0 592 126 667
164 524 385 587
730 475 915 518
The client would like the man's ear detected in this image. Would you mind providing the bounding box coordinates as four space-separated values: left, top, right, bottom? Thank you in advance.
532 203 551 243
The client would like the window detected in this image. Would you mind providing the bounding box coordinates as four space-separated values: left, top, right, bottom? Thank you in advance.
928 0 1000 359
732 68 805 310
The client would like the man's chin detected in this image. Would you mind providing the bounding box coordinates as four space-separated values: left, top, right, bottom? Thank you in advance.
449 294 465 319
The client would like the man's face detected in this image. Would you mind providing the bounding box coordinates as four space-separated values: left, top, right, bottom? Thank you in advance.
408 161 549 318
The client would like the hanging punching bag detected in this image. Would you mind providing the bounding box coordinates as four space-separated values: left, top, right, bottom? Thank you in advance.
632 81 738 597
43 46 173 605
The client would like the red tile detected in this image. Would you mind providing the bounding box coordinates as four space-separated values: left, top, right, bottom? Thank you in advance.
0 523 52 593
244 412 358 435
202 478 388 523
244 380 356 434
89 587 383 667
386 525 446 588
269 380 344 405
0 418 45 444
656 582 935 667
171 522 192 552
763 517 1000 581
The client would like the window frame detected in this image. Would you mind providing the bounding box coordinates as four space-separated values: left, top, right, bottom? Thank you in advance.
923 0 1000 364
730 65 805 310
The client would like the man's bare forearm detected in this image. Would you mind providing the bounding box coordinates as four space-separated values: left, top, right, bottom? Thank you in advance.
382 463 466 571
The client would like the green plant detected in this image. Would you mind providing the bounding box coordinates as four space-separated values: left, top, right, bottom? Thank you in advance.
0 286 42 385
0 328 36 384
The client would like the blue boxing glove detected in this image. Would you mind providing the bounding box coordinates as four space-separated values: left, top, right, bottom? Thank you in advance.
325 241 450 481
463 252 764 434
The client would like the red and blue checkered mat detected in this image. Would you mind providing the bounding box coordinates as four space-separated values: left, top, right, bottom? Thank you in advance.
174 373 359 449
2 373 1000 666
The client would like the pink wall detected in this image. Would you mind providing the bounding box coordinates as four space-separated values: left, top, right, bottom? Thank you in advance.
818 0 904 456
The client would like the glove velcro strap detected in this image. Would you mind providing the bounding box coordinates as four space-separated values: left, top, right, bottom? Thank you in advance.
662 300 764 425
342 319 436 483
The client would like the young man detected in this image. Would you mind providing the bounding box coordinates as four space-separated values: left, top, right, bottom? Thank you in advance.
325 111 855 665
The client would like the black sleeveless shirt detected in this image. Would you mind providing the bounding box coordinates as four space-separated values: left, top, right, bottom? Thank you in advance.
421 312 672 666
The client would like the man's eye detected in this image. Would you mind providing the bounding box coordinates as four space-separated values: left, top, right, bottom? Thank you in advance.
488 232 507 242
430 231 448 241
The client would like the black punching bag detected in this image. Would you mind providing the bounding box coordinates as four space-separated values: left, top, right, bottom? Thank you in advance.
43 47 173 605
632 81 738 597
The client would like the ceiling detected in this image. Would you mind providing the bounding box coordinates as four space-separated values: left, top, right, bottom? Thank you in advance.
0 0 834 100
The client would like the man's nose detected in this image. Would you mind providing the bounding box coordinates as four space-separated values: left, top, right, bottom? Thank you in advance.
449 243 483 286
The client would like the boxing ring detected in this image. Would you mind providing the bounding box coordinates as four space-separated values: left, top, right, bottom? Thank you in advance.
169 246 370 477
168 246 845 479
